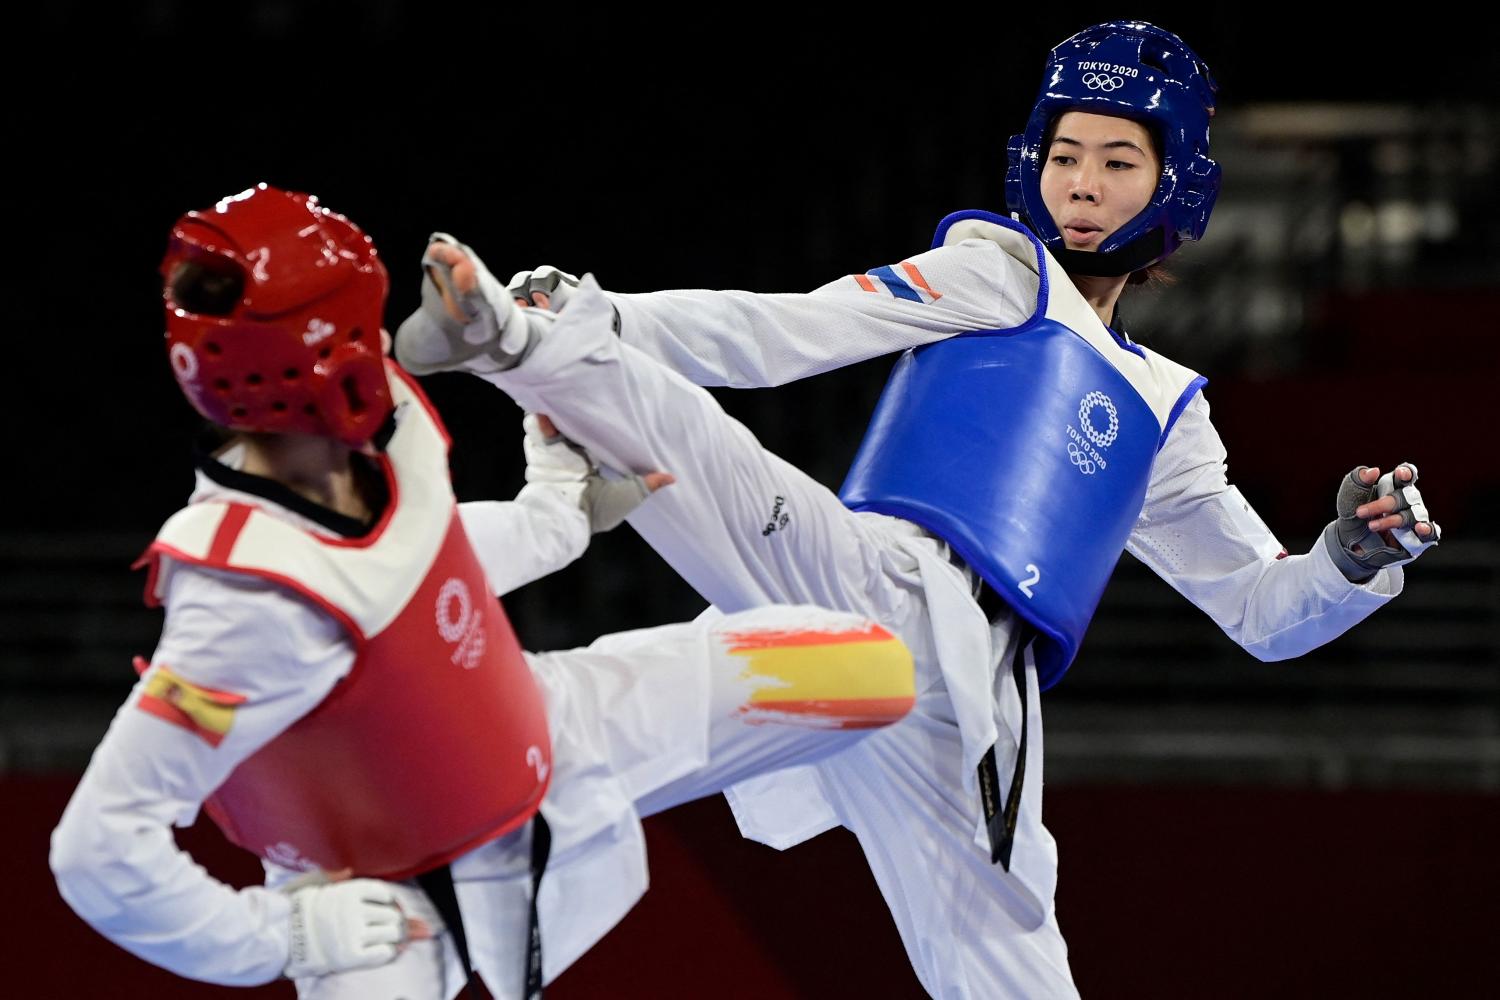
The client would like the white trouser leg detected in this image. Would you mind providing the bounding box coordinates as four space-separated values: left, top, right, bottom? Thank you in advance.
484 291 907 622
533 605 914 816
821 666 1079 1000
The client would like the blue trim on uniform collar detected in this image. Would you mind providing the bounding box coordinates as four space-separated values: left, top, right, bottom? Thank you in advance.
1106 325 1147 360
933 211 1160 360
931 209 1024 250
1158 375 1209 452
931 209 1049 323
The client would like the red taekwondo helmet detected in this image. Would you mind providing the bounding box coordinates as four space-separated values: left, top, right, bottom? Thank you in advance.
161 184 393 447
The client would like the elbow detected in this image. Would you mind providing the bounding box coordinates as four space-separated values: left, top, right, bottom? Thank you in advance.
49 812 128 925
49 821 99 917
49 810 92 889
49 827 80 891
1218 614 1301 664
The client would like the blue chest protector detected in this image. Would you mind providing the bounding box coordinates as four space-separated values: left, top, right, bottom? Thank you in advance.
840 211 1202 690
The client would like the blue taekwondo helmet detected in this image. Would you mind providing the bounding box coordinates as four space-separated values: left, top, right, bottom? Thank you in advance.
1005 20 1221 277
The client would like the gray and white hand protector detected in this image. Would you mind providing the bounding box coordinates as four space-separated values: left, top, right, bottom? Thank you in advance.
523 413 659 534
508 265 582 310
283 878 427 979
1322 463 1441 582
394 233 553 376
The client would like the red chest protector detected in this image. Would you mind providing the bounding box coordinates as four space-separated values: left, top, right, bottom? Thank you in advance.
139 366 551 880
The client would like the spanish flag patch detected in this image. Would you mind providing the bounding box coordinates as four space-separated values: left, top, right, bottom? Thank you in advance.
136 664 246 748
723 622 915 730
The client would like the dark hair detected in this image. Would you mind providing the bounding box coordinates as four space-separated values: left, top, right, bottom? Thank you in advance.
1127 263 1174 287
167 259 245 316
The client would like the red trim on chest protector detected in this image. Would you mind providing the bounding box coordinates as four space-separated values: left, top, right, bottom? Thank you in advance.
207 503 255 564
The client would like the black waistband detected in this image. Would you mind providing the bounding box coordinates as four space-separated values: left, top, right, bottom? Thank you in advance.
977 622 1034 871
415 812 552 998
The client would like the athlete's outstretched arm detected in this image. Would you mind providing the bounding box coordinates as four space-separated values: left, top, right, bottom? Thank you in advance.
503 238 1040 388
1126 394 1434 661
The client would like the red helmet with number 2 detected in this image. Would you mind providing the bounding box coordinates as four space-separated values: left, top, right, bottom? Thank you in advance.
161 184 393 447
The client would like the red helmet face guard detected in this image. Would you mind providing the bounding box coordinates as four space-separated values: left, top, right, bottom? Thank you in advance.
162 184 393 448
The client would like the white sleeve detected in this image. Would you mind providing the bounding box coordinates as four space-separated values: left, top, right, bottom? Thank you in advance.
458 487 589 597
1127 393 1402 662
49 566 354 986
609 239 1037 387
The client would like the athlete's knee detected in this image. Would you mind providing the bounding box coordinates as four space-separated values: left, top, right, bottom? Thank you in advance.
711 605 915 729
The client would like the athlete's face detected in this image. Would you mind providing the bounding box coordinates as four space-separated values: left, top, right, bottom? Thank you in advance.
1039 111 1160 251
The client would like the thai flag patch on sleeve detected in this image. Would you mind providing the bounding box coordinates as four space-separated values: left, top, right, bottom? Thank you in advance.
851 261 943 304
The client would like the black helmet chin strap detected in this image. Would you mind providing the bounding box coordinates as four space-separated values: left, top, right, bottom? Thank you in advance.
1054 228 1166 277
1013 214 1167 278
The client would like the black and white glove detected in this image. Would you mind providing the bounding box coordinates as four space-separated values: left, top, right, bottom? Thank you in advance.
394 234 553 376
523 413 669 534
508 265 623 333
1322 463 1441 582
283 877 436 979
508 265 581 310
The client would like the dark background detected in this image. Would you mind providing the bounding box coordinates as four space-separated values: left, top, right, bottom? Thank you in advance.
11 6 1497 556
5 5 1499 998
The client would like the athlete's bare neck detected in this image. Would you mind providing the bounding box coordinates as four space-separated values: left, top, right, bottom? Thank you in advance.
1068 272 1130 328
237 432 375 523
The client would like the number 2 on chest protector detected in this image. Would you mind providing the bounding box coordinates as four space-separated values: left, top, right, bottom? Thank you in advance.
1019 564 1041 598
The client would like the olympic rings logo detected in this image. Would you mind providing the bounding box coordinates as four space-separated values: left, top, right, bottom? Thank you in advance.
435 577 473 644
1067 442 1097 475
1082 72 1125 92
170 343 199 383
1078 391 1119 449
